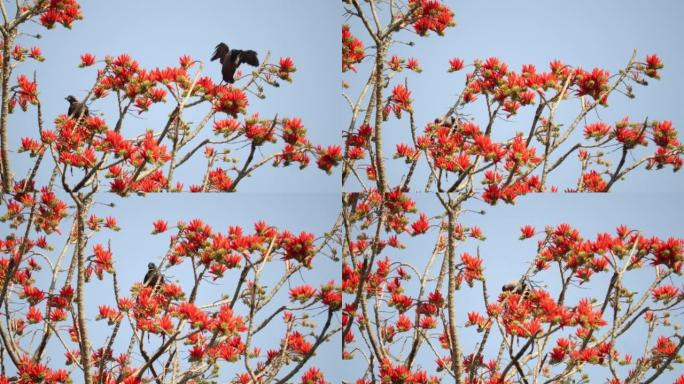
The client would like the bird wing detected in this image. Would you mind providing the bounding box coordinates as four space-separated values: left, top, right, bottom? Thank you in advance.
143 269 154 285
238 50 259 67
211 42 230 63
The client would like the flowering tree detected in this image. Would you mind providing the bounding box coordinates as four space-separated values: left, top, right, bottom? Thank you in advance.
342 1 682 194
1 2 341 196
0 1 342 383
341 1 684 383
342 192 684 383
0 198 342 383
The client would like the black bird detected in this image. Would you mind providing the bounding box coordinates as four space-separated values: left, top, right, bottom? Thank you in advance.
65 95 89 118
143 262 164 288
211 42 259 83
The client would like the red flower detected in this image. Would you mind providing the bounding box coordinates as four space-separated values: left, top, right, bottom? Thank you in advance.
469 226 485 240
645 54 664 79
581 170 607 192
461 252 483 284
395 143 419 162
387 55 404 72
148 87 167 103
420 316 437 329
289 285 316 303
407 57 422 72
135 97 153 113
206 168 233 192
395 314 412 332
409 0 455 36
282 117 308 145
342 24 365 72
26 306 42 324
651 284 680 303
50 308 67 322
389 293 412 312
390 85 412 116
93 244 114 276
215 305 246 336
179 54 193 69
410 213 429 235
212 86 249 117
213 118 241 136
20 137 43 156
14 75 39 110
29 47 44 62
278 57 296 81
652 120 678 148
80 53 96 67
316 145 342 174
282 231 317 268
104 216 119 230
520 225 535 239
300 367 326 384
287 331 313 355
39 0 83 29
584 122 611 140
96 305 121 325
449 58 464 72
653 336 676 357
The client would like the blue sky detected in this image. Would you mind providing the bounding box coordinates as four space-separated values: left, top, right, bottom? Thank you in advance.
343 192 684 382
343 0 684 192
2 0 683 382
7 0 340 192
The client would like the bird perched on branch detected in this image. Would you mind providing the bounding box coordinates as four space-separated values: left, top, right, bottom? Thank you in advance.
65 95 89 118
501 279 529 296
211 42 259 83
143 262 164 288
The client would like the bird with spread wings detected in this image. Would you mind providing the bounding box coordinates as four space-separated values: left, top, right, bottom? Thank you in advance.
211 42 259 84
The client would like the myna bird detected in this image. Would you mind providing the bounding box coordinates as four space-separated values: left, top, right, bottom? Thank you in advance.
65 95 89 118
143 262 164 287
211 42 259 83
501 279 529 295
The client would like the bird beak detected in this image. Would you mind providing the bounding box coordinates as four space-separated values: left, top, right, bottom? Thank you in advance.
64 97 69 101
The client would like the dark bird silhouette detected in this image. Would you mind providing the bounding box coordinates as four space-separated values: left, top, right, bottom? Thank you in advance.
143 262 164 288
65 95 89 118
501 279 528 295
211 42 259 83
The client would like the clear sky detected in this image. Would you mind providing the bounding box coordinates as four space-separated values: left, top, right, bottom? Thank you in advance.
25 193 342 382
343 0 684 192
7 0 341 192
343 192 684 382
3 1 684 382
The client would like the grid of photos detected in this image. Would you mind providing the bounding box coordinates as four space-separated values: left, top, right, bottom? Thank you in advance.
0 1 682 383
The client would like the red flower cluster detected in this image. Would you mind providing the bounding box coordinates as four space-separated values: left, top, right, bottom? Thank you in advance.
212 85 249 117
387 84 413 119
379 359 439 384
648 120 682 171
530 224 684 276
408 0 455 37
11 75 39 112
206 167 233 192
342 24 365 72
345 123 372 161
316 145 342 174
644 53 664 79
276 56 296 82
38 0 83 29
